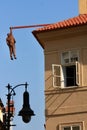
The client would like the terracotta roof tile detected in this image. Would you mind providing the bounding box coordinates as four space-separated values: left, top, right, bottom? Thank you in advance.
35 14 87 32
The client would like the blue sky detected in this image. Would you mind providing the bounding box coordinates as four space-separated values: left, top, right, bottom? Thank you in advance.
0 1 78 130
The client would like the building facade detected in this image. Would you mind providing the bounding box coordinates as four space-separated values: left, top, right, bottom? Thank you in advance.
33 0 87 130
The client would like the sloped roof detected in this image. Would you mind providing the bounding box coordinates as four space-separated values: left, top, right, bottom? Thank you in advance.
32 14 87 48
34 14 87 32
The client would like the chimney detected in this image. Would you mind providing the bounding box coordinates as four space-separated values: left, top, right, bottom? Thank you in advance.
79 0 87 14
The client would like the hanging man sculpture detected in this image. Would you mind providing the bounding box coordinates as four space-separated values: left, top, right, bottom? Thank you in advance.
6 32 16 60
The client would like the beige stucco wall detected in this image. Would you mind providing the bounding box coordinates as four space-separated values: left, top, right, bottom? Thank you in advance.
41 25 87 130
79 0 87 14
45 88 87 129
43 25 87 90
34 24 87 129
46 114 87 130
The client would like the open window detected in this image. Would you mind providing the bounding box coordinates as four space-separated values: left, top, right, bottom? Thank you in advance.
52 50 80 88
52 64 62 87
52 62 80 88
76 61 80 86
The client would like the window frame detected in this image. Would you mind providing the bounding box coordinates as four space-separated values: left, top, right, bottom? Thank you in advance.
59 122 83 130
61 50 79 65
76 61 80 86
52 50 80 88
52 61 80 88
52 64 62 88
62 125 80 130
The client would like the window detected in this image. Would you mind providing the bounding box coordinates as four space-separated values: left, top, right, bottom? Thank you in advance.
52 64 61 87
62 125 80 130
61 50 79 64
52 50 80 88
59 122 82 130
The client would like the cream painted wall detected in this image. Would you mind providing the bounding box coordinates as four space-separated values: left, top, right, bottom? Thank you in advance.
79 0 87 14
43 25 87 130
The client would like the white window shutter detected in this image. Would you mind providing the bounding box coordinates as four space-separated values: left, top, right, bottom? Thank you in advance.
76 61 80 86
52 64 61 87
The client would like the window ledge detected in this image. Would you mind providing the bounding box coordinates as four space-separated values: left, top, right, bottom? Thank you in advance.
45 86 87 95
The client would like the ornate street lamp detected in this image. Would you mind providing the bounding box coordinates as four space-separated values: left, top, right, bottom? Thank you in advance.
18 84 35 123
5 82 35 130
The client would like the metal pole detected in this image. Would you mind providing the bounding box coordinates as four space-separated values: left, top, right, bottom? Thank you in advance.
10 23 51 31
7 94 11 130
7 84 11 130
